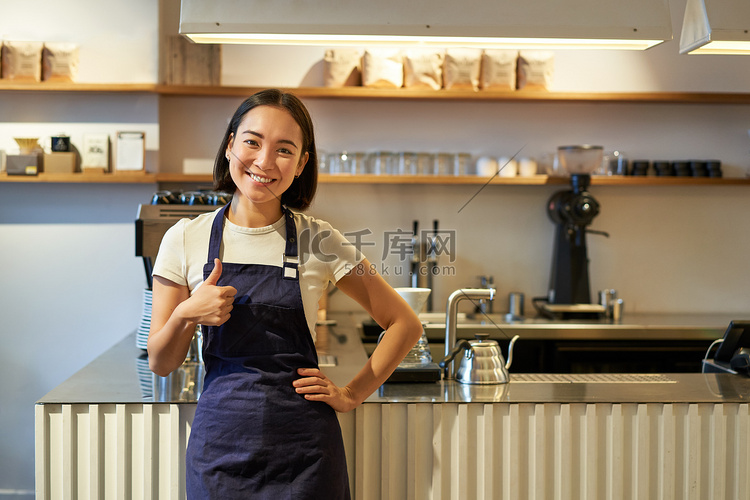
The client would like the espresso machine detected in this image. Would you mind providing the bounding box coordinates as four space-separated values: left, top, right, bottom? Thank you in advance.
541 146 608 319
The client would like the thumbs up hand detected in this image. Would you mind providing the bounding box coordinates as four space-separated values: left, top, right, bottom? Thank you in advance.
186 258 237 326
204 258 225 287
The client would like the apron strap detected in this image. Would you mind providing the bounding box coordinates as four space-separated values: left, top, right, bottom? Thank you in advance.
206 203 231 264
282 208 299 281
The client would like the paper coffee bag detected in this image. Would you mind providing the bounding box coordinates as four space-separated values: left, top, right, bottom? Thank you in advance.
2 41 43 82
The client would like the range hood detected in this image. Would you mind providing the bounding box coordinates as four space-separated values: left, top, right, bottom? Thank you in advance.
180 0 672 50
680 0 750 54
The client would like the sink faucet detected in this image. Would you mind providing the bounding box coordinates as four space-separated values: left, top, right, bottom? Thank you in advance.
444 288 496 379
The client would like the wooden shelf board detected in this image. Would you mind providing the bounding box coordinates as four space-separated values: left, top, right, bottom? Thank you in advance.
317 173 558 184
156 173 750 186
0 82 157 93
155 85 750 104
4 82 750 104
0 172 157 183
318 174 750 186
3 171 747 186
590 175 750 186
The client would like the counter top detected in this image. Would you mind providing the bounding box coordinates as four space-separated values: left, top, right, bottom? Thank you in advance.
418 312 742 341
371 372 750 404
37 311 750 406
37 333 155 405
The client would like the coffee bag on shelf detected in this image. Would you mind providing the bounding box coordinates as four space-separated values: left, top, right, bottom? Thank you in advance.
517 51 554 90
443 48 482 90
403 49 444 90
42 42 80 82
323 48 362 87
481 50 518 90
362 49 403 88
2 41 43 82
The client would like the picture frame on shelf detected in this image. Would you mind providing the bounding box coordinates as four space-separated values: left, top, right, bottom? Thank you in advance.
81 134 110 173
114 131 145 173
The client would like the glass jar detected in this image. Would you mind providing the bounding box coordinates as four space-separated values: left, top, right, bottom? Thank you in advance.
367 151 397 175
454 153 473 176
342 151 366 174
398 151 418 175
433 153 453 176
415 152 434 175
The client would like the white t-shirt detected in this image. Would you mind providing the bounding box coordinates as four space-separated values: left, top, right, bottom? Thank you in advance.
152 207 364 339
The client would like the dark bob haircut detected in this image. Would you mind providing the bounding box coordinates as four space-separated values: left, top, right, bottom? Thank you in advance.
213 89 318 210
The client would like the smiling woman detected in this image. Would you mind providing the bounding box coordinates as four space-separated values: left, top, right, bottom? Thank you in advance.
145 88 423 498
213 89 318 217
224 105 309 226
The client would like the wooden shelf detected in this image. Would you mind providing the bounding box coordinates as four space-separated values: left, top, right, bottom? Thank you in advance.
3 82 750 104
586 176 750 186
0 82 157 93
0 172 157 183
151 173 750 186
318 174 558 184
154 173 556 184
156 85 750 104
324 174 750 185
3 171 746 186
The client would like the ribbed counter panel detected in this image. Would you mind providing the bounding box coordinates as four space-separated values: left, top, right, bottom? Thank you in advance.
35 404 195 500
344 402 750 500
36 401 750 500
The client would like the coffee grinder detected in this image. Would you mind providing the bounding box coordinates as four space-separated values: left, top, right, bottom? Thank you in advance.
542 145 608 319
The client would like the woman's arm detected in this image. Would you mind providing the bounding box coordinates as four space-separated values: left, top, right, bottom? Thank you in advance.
294 258 423 412
147 259 236 376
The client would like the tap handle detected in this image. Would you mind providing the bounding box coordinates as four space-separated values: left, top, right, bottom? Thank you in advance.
478 275 494 288
427 219 439 259
411 220 421 262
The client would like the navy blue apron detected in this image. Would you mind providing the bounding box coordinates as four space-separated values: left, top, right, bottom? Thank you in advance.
186 204 350 499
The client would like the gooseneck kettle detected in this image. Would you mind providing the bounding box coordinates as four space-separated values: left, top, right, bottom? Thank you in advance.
440 333 520 384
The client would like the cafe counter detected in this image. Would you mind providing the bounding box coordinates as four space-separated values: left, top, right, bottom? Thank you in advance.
36 313 750 500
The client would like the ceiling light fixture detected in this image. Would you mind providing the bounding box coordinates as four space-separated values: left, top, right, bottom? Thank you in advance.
180 0 672 51
680 0 750 54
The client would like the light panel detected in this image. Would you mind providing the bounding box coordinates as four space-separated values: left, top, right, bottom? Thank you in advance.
184 33 664 51
180 0 672 51
680 0 750 54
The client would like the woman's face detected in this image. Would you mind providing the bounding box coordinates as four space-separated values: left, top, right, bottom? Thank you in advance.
226 105 308 209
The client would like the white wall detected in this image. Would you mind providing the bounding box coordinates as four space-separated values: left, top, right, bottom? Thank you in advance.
2 0 750 497
0 1 159 497
0 0 158 83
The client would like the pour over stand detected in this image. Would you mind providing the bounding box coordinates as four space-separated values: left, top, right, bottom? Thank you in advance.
383 322 442 383
384 288 441 383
